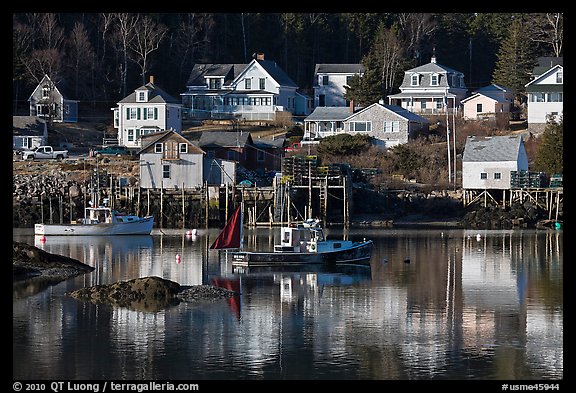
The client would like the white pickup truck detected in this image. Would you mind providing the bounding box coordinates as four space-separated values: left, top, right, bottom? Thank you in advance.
22 145 69 160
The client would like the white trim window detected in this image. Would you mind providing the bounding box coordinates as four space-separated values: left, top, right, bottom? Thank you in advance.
179 143 188 154
431 74 439 86
349 121 371 132
129 108 138 120
411 74 419 86
42 84 51 98
245 78 252 89
384 121 400 133
155 143 163 153
556 72 563 84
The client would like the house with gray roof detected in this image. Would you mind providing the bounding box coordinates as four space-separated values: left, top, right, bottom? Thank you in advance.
313 64 365 107
112 76 182 149
462 135 528 190
28 74 78 123
461 84 514 121
138 130 205 189
525 61 563 133
181 53 298 122
13 116 48 151
303 102 429 148
387 54 467 115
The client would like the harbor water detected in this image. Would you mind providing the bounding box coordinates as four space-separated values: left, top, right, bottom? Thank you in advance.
13 227 563 381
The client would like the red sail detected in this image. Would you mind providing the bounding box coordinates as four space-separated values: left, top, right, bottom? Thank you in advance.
210 206 242 249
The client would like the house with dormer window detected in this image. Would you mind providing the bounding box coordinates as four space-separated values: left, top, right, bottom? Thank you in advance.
388 54 467 115
525 59 563 133
138 130 205 189
112 76 182 149
181 53 298 121
28 74 78 123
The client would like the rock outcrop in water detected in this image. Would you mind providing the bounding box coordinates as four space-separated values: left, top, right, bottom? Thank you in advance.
13 240 95 280
67 276 239 312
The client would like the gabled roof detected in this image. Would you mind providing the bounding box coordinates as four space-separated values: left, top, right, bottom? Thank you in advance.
186 64 246 87
305 107 353 121
12 116 47 136
461 92 509 104
253 136 286 149
314 64 365 74
462 135 524 162
119 82 180 104
186 59 297 89
407 61 461 75
28 74 78 102
348 103 430 123
533 57 563 77
474 83 513 95
525 64 563 87
255 59 298 87
138 130 204 154
198 131 253 148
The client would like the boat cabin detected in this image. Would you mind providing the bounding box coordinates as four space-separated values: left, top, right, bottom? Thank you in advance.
81 207 114 224
274 219 354 254
80 207 141 225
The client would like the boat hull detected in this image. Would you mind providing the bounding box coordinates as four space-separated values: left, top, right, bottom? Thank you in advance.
34 216 154 236
231 240 373 267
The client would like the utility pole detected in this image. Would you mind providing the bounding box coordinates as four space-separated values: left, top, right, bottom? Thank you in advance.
445 94 451 184
452 98 457 189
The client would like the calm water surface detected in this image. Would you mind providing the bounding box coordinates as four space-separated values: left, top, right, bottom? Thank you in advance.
13 227 563 380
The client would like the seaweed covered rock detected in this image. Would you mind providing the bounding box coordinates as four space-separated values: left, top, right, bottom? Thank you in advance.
13 240 94 279
67 276 238 312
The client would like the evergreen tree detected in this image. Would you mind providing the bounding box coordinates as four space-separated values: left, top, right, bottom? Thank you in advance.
534 115 563 175
343 64 382 107
492 16 536 99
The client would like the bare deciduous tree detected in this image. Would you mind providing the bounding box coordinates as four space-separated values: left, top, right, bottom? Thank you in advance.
397 13 437 62
129 15 168 85
530 13 563 57
174 13 215 83
373 25 406 97
109 13 139 97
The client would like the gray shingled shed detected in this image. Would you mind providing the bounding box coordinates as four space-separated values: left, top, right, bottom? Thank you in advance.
462 135 528 190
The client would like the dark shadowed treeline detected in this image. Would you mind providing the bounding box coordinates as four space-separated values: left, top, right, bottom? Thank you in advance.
13 12 562 118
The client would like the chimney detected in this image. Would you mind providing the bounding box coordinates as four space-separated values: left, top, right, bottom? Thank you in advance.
350 99 354 113
149 75 154 84
256 53 265 60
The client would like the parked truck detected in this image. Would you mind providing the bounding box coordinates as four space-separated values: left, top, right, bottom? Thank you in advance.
22 145 69 160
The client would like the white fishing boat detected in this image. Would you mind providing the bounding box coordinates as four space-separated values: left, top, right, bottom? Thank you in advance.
210 205 373 268
34 204 154 236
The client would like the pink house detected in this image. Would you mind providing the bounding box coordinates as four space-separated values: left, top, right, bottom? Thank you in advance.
461 84 514 120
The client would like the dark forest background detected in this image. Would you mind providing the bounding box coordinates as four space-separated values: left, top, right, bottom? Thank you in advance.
13 13 563 119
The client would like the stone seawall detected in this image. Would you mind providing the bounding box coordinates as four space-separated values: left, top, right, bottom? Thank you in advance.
13 173 213 229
